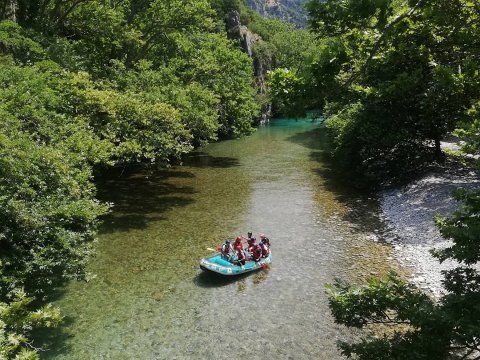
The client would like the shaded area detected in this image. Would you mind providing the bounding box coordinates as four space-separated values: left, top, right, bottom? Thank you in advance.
94 153 241 233
194 270 257 288
34 316 75 359
183 152 241 168
96 171 196 233
287 127 385 236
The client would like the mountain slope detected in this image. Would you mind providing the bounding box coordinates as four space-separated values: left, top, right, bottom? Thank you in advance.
246 0 308 27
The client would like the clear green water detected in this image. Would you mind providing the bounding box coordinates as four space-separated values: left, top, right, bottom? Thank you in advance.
44 119 399 360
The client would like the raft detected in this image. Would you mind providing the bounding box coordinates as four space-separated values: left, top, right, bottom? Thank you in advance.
200 252 272 276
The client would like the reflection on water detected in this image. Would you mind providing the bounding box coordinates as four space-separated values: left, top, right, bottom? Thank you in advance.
44 118 401 360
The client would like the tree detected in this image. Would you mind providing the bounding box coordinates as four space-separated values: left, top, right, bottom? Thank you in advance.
327 187 480 359
306 0 480 184
0 290 62 359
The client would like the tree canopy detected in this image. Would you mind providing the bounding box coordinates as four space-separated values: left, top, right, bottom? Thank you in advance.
301 0 480 184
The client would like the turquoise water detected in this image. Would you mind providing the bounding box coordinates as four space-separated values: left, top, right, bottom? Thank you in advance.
44 119 398 359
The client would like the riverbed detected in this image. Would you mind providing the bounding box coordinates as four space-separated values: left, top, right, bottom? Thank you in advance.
44 119 401 360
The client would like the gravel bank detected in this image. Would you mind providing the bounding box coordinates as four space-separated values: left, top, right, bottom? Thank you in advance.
380 166 480 298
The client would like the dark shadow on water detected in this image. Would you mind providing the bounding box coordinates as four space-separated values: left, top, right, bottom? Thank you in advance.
183 152 240 168
286 126 328 151
34 316 75 359
96 169 196 234
194 270 261 288
287 127 386 236
94 152 240 233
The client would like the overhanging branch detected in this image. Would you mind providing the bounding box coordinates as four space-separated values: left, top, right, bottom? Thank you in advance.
343 0 427 87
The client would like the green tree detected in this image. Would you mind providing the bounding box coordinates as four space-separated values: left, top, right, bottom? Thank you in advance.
267 68 307 118
306 0 480 184
327 187 480 359
0 290 62 359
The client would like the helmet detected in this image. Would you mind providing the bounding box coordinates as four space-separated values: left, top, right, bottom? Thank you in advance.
235 236 242 241
247 231 252 237
226 240 231 245
252 236 256 241
260 233 265 239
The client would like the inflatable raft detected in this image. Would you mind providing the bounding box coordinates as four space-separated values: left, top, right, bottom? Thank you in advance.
200 252 272 276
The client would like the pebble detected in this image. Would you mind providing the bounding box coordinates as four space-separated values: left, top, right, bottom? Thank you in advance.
381 166 480 298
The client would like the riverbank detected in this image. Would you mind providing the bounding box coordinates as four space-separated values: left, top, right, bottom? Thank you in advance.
380 155 480 298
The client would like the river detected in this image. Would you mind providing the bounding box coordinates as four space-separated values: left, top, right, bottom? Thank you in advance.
44 118 400 360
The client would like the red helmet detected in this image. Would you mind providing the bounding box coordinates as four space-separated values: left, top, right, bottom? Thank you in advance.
235 236 242 241
260 233 265 239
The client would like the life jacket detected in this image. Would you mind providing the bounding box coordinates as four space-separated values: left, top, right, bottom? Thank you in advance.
221 244 231 255
234 239 242 249
247 239 257 253
259 241 269 257
252 244 262 261
236 250 246 265
262 237 270 248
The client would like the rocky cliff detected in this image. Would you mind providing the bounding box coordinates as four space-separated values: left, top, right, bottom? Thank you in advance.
226 10 274 123
246 0 308 27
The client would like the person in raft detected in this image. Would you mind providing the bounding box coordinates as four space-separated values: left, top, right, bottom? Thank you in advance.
246 236 257 253
259 237 270 258
233 235 243 250
220 240 234 262
235 246 247 266
259 233 270 248
251 242 263 262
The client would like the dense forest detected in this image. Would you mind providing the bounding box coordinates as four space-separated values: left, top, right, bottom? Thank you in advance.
0 0 313 358
1 0 479 359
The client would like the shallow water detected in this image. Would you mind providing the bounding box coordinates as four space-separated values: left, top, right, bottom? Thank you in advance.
45 119 400 360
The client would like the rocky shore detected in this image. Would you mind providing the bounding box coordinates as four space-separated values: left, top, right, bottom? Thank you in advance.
379 158 480 298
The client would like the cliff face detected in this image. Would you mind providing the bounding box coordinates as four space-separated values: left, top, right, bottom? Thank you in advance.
246 0 308 27
227 10 273 123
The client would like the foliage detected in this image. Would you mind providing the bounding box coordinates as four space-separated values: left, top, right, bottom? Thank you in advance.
235 8 320 118
435 189 480 265
327 186 480 359
166 32 259 137
0 61 111 298
267 68 307 118
306 0 480 184
455 100 480 156
0 290 62 359
0 0 264 357
0 21 44 63
316 4 480 357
